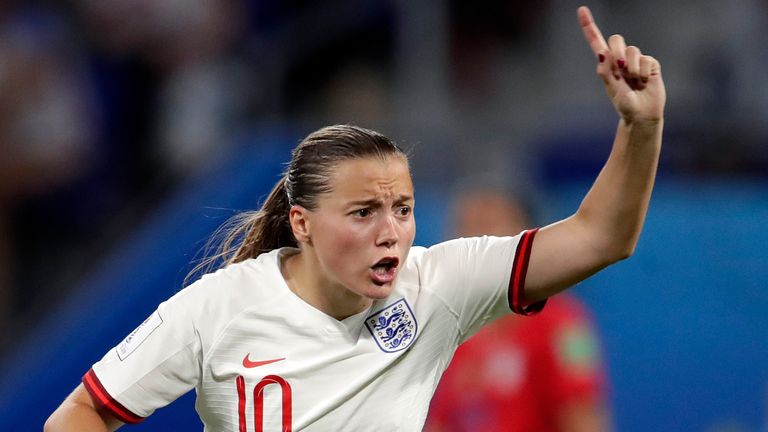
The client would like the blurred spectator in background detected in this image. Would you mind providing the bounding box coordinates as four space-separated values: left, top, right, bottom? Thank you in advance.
74 0 251 184
0 3 96 342
426 174 611 432
0 0 253 358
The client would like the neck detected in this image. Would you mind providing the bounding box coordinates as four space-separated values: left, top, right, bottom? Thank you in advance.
281 250 372 320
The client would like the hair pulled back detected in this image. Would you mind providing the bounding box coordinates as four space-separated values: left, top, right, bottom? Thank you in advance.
188 125 407 282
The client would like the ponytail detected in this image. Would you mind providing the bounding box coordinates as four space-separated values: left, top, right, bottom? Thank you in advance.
230 176 296 263
185 176 296 285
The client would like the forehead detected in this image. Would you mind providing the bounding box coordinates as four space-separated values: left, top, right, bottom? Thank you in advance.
326 156 413 201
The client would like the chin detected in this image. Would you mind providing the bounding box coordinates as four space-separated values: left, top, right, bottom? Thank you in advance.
362 282 395 300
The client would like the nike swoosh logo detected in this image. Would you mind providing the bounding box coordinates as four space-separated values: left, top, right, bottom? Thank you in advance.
242 354 285 369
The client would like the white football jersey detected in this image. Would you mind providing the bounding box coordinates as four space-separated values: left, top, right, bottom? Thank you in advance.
83 230 543 431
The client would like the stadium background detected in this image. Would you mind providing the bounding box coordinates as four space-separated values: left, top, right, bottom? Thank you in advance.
0 1 767 430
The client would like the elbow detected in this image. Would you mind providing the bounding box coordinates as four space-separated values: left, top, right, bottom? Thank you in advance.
591 234 637 266
606 239 637 263
595 249 631 269
574 210 642 265
615 245 635 262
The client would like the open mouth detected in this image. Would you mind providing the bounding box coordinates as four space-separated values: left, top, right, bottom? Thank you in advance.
370 256 400 285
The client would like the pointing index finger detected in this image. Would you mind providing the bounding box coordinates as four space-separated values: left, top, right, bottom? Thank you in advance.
578 6 608 56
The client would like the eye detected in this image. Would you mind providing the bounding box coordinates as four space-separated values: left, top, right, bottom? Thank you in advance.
396 206 411 217
353 208 372 218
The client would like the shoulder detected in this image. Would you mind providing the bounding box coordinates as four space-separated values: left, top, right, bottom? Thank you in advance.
407 236 513 260
404 236 522 274
171 250 284 320
397 236 521 297
161 250 289 348
191 249 281 292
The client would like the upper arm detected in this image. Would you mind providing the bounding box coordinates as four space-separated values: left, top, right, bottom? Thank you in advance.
45 384 124 432
524 215 619 303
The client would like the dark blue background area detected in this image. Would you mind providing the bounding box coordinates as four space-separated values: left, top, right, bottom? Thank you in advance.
550 180 768 432
2 134 766 431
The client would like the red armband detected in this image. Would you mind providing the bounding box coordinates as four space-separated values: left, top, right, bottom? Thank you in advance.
82 369 145 424
508 228 547 315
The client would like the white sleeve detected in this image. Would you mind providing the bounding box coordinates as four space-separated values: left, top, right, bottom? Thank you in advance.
420 229 545 341
83 286 203 423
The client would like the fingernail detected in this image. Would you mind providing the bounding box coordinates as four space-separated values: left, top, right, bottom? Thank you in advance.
617 58 626 69
598 53 605 63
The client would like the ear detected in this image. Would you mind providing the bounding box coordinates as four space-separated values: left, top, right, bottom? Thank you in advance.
288 205 312 244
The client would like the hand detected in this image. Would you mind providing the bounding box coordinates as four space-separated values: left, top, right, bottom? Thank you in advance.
578 6 666 124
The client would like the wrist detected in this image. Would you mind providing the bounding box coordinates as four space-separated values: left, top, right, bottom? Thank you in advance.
618 117 664 149
620 116 664 129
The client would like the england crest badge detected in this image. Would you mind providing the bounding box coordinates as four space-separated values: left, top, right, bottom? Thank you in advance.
365 298 417 353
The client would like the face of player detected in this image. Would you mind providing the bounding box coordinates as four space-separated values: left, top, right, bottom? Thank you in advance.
297 156 415 312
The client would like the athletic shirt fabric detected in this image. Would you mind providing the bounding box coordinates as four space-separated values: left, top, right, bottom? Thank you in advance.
83 231 544 431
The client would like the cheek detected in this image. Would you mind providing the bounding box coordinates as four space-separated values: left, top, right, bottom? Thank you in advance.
401 219 416 244
320 229 372 285
315 221 371 263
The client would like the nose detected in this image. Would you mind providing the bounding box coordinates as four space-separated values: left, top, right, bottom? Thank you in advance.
375 214 399 248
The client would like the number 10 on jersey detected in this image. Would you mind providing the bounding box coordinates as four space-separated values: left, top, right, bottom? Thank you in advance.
236 375 292 432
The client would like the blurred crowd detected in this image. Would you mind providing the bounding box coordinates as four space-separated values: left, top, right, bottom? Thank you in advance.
0 0 251 355
2 0 767 360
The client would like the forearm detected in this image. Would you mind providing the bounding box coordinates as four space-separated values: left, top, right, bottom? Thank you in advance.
520 6 665 303
525 118 662 301
574 117 663 260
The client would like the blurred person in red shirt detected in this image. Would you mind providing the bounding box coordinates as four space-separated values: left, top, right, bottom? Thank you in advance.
425 177 612 432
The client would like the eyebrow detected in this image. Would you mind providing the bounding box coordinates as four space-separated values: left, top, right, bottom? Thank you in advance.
348 195 414 207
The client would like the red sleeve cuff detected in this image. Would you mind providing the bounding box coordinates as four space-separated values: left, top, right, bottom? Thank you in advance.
508 228 547 315
82 369 145 424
